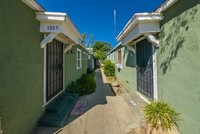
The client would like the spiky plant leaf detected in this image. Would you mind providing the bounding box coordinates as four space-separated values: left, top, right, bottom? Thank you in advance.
144 101 180 132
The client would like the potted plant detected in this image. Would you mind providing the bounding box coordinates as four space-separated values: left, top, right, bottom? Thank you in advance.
144 101 180 134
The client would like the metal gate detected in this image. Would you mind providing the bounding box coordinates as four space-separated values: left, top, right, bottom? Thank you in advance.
136 39 154 99
46 39 63 101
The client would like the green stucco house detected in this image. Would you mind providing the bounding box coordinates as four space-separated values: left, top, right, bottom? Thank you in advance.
107 0 200 133
0 0 89 133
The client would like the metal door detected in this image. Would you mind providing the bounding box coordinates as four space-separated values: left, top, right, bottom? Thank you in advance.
46 39 63 101
136 39 154 99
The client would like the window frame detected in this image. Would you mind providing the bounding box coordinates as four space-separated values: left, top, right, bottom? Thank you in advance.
77 48 82 69
117 49 122 64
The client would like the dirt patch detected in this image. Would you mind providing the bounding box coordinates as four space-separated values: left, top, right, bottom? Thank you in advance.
127 125 178 134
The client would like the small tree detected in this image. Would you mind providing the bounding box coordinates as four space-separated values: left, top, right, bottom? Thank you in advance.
92 41 111 61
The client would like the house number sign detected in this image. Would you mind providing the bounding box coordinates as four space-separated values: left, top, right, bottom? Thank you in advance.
47 25 59 30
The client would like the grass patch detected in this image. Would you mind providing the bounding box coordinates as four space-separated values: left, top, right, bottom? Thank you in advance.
67 72 96 95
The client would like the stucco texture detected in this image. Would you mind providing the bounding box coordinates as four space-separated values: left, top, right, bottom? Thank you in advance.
115 46 137 92
0 0 44 134
157 0 200 133
64 45 88 87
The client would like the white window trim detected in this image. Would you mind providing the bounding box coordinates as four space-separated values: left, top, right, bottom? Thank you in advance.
116 49 123 69
83 52 87 60
77 48 82 69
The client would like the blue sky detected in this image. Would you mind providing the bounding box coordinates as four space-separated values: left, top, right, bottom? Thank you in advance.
37 0 164 48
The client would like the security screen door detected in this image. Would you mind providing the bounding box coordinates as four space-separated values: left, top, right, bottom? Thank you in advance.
136 38 154 100
46 39 63 101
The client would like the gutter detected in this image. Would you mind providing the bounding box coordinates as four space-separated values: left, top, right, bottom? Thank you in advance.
156 0 178 13
21 0 45 11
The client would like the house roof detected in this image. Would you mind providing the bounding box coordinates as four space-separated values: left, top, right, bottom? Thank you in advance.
116 13 163 44
107 42 122 54
156 0 178 13
116 0 178 46
21 0 45 11
22 0 87 51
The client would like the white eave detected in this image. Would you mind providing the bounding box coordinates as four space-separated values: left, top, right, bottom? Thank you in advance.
36 12 82 48
116 13 163 45
21 0 45 11
156 0 178 13
108 42 122 54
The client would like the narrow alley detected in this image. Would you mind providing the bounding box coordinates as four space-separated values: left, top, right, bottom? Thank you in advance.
35 69 146 134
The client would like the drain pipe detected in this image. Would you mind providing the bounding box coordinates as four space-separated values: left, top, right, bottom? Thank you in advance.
0 117 2 134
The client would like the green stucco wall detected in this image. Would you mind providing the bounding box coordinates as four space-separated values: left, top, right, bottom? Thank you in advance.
0 1 44 134
64 45 88 87
157 0 200 133
114 46 137 92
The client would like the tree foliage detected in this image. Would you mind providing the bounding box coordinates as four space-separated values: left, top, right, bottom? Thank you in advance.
92 41 111 60
80 33 94 48
103 60 115 76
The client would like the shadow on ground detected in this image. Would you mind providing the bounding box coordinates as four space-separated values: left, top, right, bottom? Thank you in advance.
32 69 116 134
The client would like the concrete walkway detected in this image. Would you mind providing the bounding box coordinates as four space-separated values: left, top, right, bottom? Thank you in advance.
59 69 144 134
34 69 146 134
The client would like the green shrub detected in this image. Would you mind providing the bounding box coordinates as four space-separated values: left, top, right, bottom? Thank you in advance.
144 101 180 132
103 60 115 76
67 72 96 95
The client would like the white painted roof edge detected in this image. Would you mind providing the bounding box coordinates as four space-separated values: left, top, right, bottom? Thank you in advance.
36 12 82 39
22 1 82 41
21 0 45 11
156 0 178 13
108 42 122 54
116 13 163 42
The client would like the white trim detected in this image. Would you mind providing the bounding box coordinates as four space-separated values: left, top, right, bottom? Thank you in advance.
145 34 159 47
41 33 59 48
63 45 65 90
21 0 45 11
43 44 47 104
83 52 86 60
117 13 163 42
36 12 82 45
126 44 136 53
64 44 74 53
135 38 158 101
156 0 178 13
152 46 158 100
76 48 82 69
42 39 66 106
108 42 122 54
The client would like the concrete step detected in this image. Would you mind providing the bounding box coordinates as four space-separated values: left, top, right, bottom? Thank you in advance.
39 93 79 127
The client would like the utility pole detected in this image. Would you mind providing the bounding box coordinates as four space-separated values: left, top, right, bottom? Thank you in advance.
114 9 117 46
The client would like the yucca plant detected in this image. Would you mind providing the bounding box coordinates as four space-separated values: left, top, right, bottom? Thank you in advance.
144 101 180 133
